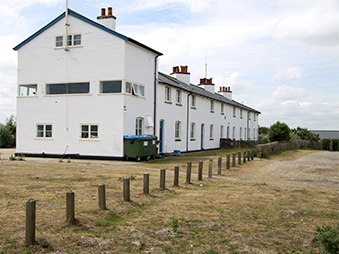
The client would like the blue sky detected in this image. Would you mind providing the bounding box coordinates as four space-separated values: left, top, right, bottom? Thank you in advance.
0 0 338 129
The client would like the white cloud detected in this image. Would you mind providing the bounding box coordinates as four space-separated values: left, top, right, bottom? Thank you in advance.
271 66 303 82
271 85 309 101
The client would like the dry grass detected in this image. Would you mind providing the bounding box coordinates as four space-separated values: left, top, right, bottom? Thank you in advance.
0 149 338 253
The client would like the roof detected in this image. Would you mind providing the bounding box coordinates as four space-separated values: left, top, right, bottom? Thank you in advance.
158 72 261 114
13 9 163 56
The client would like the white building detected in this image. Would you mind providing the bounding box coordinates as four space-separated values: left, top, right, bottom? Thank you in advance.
14 8 260 160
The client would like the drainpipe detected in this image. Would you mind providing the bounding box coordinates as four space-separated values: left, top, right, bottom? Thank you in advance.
186 93 192 152
64 0 69 51
247 110 249 140
153 55 160 136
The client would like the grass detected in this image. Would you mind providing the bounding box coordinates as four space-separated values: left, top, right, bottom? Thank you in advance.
0 149 337 253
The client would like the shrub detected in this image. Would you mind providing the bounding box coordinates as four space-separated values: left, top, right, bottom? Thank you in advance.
0 124 15 148
268 121 291 142
316 224 339 253
323 139 339 151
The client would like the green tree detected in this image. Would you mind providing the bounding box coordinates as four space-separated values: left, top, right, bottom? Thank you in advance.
259 126 270 135
291 127 319 141
268 121 291 142
0 124 15 148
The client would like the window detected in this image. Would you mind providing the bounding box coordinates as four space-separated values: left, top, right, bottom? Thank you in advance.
232 126 235 138
36 124 52 138
240 127 242 140
100 81 121 93
67 34 81 46
81 124 98 139
19 84 37 96
248 128 251 140
190 122 195 139
244 128 247 140
254 128 256 139
136 118 143 135
221 103 224 114
125 82 145 96
254 114 257 121
175 121 181 140
240 109 243 119
233 107 236 117
191 95 196 108
55 34 81 48
176 89 181 104
55 36 63 47
249 112 251 120
46 82 89 95
210 124 214 139
126 82 132 94
210 100 214 112
165 86 171 102
221 125 224 138
227 126 230 138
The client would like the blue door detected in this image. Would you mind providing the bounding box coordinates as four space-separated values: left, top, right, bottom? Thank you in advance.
159 120 164 153
201 124 204 150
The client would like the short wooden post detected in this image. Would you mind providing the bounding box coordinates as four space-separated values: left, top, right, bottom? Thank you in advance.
238 151 241 165
226 154 230 169
66 190 75 224
198 161 203 181
98 184 106 210
232 152 236 167
247 150 250 161
251 150 254 160
243 151 246 163
186 161 192 184
217 156 222 174
174 166 179 187
208 158 213 178
123 177 130 202
330 141 333 151
160 169 166 190
143 173 149 194
25 198 36 246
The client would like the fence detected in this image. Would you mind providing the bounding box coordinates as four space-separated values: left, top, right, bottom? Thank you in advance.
25 149 255 246
220 139 266 149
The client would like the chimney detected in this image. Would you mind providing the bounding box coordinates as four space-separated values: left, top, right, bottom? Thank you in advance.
217 86 232 100
170 65 190 84
97 7 117 31
198 77 215 93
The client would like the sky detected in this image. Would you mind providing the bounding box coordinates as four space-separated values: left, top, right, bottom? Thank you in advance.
0 0 338 129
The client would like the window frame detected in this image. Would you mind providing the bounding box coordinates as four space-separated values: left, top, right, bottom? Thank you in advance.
220 125 224 138
19 84 37 96
240 127 242 140
190 122 195 140
165 86 171 103
80 124 99 140
233 126 235 138
175 121 181 141
36 124 53 139
100 80 122 94
191 95 196 108
46 82 90 95
135 117 144 135
210 124 214 140
175 89 181 105
221 103 224 115
210 100 214 113
55 33 82 48
233 107 236 117
240 109 243 119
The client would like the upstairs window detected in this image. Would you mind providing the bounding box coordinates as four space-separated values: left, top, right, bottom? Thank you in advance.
19 84 37 96
240 109 243 119
210 100 214 112
191 95 196 108
55 36 63 47
221 103 224 114
36 124 52 138
55 34 81 48
254 114 257 121
249 112 251 120
176 89 181 104
125 82 145 97
46 82 89 95
165 86 171 102
100 81 121 93
233 107 236 117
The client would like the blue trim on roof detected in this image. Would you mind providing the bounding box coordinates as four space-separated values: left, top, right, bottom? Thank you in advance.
13 9 163 56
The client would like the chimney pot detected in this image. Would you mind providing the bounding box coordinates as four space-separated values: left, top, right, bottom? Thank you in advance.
108 7 113 16
101 8 106 16
228 87 230 91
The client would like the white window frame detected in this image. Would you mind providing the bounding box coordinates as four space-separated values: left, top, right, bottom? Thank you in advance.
210 100 214 113
190 122 195 140
249 112 251 120
221 103 224 114
136 118 144 135
210 124 214 140
19 84 37 96
36 124 53 139
80 124 99 139
175 121 181 140
165 86 171 102
233 107 236 117
175 89 181 105
55 34 82 48
227 126 230 138
240 109 243 119
221 125 224 138
55 35 63 47
254 114 257 121
191 95 196 108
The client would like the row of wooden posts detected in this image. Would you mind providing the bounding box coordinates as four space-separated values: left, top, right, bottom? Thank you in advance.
25 149 254 246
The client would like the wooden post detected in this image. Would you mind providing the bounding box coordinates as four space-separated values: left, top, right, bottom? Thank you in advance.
25 198 36 246
174 166 179 187
66 190 75 224
208 158 213 178
247 150 250 161
217 156 221 174
330 141 333 151
198 161 203 181
186 161 192 184
232 152 236 167
98 184 106 210
143 173 149 194
238 151 241 165
251 149 254 160
160 169 166 190
123 177 130 202
243 151 246 163
226 154 230 169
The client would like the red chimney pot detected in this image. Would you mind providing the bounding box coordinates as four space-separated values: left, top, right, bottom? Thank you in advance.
101 8 106 16
108 7 113 16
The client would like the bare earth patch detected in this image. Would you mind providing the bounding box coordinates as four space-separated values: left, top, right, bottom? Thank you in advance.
0 149 338 253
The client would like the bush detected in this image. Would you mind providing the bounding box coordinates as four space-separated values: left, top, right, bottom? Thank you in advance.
316 224 339 253
268 121 291 142
291 127 319 141
0 124 15 148
323 139 339 151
